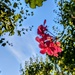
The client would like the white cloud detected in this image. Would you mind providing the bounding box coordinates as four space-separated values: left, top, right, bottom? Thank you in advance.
6 45 27 63
5 30 39 64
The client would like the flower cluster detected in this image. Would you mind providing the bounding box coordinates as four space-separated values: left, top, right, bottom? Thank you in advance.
35 20 62 57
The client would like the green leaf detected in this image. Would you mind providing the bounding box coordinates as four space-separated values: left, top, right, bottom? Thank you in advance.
0 40 3 43
13 2 18 8
17 30 21 36
2 43 6 46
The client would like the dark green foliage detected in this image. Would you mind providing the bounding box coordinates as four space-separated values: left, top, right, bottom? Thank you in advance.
0 0 34 46
53 0 75 74
0 0 33 36
0 37 13 46
21 56 53 75
21 55 68 75
25 0 46 9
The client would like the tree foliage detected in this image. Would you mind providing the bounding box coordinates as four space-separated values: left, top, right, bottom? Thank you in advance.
0 0 33 46
21 55 72 75
25 0 46 9
53 0 75 74
0 0 32 36
20 56 54 75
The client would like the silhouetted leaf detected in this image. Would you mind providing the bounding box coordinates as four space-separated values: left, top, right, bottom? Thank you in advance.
2 43 6 46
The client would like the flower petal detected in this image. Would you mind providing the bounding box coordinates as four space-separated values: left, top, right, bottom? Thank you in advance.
43 19 46 25
40 49 46 54
57 47 62 53
46 48 53 56
39 43 45 49
56 42 61 47
35 36 41 43
54 53 58 57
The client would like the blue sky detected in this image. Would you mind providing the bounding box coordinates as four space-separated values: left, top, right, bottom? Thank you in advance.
0 0 62 75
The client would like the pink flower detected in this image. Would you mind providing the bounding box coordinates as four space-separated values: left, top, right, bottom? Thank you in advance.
40 49 46 54
43 19 46 25
35 20 62 57
54 53 58 57
40 47 53 56
35 36 41 43
39 43 46 49
37 25 47 36
46 48 53 56
56 42 61 47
